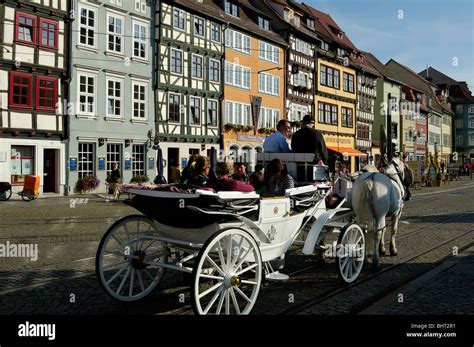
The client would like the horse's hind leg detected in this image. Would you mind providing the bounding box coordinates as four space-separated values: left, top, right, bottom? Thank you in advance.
379 223 386 256
372 218 385 271
390 211 401 256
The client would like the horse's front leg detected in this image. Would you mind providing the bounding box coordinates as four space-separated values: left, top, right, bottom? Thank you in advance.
390 211 401 256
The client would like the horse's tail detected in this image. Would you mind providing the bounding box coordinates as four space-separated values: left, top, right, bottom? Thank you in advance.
353 173 376 230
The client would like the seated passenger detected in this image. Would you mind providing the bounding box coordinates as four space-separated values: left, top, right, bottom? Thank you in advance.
209 160 254 192
186 156 210 187
263 119 292 153
249 171 268 195
266 159 295 196
180 154 198 184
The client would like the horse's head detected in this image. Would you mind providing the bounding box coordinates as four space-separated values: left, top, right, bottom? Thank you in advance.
386 156 405 181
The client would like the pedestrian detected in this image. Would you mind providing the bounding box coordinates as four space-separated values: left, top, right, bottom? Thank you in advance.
170 163 181 183
231 162 248 182
110 162 121 200
263 119 292 153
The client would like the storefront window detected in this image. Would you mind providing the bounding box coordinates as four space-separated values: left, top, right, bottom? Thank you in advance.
11 145 35 184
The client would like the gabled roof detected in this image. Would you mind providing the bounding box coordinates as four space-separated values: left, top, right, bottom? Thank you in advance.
385 59 454 115
263 0 320 42
173 0 286 46
362 52 403 84
301 3 357 51
418 66 474 102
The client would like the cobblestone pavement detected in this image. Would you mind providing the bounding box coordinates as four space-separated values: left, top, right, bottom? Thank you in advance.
0 178 473 315
359 246 474 315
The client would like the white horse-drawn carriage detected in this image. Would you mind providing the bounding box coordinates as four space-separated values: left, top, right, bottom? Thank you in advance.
95 153 367 315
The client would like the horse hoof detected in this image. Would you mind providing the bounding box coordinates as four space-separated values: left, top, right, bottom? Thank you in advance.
379 249 387 256
390 249 398 256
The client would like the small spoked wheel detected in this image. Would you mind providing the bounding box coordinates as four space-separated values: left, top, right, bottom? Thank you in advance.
96 215 168 302
336 223 365 284
0 189 12 201
21 194 36 202
192 228 262 315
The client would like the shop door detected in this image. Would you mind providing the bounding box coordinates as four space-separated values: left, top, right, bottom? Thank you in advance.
43 149 58 193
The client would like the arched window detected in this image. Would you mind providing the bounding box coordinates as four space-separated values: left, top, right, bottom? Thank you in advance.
229 145 239 162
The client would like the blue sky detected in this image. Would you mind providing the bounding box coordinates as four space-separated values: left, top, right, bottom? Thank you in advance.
305 0 474 89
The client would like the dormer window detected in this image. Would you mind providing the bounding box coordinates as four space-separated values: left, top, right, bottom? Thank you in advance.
258 16 270 31
307 18 315 29
337 48 345 57
320 41 329 51
225 0 238 17
294 16 300 27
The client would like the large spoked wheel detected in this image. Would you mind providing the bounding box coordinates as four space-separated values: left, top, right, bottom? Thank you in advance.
192 228 262 315
0 189 12 201
96 215 168 302
336 223 365 284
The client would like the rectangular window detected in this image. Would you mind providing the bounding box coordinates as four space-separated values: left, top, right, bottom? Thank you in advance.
334 70 340 89
318 102 338 125
211 23 221 42
208 99 218 127
173 8 185 30
79 6 96 47
78 143 95 179
258 73 280 96
307 19 315 29
10 145 35 184
78 72 96 116
225 0 238 16
341 107 353 128
39 18 58 49
133 22 147 59
132 81 147 119
225 101 250 125
170 49 183 75
16 12 36 44
169 93 181 123
9 72 33 108
225 29 251 54
320 64 340 89
107 13 124 54
106 77 123 117
107 144 122 175
259 41 280 64
132 144 145 177
331 105 338 125
191 54 203 79
225 62 250 89
469 105 474 114
258 17 270 30
318 103 324 123
456 135 463 146
469 117 474 128
320 65 326 86
36 77 57 112
343 73 354 93
190 97 201 125
209 59 220 82
194 17 205 37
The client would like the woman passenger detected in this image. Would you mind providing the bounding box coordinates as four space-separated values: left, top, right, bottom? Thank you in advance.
186 156 210 187
209 160 254 192
266 159 295 196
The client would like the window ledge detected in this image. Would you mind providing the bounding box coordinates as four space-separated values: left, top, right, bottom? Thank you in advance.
76 45 99 54
76 115 98 120
131 57 149 64
130 118 148 124
105 116 125 122
105 51 125 59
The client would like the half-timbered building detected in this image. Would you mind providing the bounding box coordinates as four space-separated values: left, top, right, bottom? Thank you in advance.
0 0 69 194
156 0 224 179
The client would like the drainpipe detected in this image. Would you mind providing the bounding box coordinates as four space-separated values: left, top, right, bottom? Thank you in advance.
64 8 73 196
219 23 229 154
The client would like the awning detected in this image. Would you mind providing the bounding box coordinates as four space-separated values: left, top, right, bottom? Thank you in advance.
327 146 368 157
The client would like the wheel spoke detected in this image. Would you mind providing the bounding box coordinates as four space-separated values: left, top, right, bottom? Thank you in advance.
198 274 225 281
231 235 245 269
102 261 128 271
226 235 232 271
236 263 258 276
234 286 252 304
112 234 124 246
144 269 155 281
216 240 227 272
240 279 258 285
106 263 129 285
116 267 131 295
142 239 157 252
229 288 241 314
203 286 224 315
198 281 222 300
225 290 230 315
234 246 252 271
205 255 226 277
216 288 226 315
129 268 135 297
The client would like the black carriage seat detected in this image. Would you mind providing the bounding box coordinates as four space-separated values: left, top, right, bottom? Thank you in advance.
201 190 261 222
285 184 328 214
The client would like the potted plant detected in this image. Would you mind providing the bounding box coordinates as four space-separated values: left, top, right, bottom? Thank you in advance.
130 175 149 184
224 123 235 132
75 175 100 194
243 125 253 132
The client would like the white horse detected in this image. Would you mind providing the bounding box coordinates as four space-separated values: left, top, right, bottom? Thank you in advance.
351 157 406 270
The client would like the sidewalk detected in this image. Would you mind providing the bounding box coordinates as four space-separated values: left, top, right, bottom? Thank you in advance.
410 175 474 197
359 245 474 314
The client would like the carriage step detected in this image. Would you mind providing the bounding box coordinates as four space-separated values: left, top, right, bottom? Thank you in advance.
265 271 289 282
324 222 347 229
